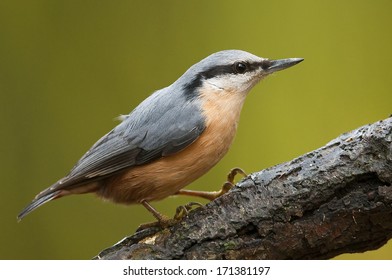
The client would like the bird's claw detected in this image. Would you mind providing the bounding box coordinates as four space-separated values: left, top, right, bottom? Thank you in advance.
137 201 204 232
226 167 247 185
174 201 203 220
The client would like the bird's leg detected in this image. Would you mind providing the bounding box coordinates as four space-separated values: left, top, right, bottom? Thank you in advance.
176 167 247 200
137 200 174 230
137 200 203 231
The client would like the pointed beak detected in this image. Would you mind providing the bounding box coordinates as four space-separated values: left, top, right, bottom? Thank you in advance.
263 58 304 73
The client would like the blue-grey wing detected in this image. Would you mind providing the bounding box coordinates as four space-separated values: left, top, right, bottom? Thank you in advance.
58 89 206 187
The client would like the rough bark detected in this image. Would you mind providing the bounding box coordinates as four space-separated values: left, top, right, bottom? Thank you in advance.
94 117 392 260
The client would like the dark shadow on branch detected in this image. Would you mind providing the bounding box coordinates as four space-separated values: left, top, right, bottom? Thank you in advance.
94 117 392 260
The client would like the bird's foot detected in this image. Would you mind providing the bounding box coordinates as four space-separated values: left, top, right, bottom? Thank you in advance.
173 201 203 220
175 167 247 200
137 200 174 231
136 216 175 232
136 200 203 232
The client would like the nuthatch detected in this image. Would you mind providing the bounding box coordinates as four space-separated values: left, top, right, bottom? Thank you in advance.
18 50 303 225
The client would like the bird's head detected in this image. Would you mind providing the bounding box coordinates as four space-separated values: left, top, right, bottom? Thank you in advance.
179 50 303 97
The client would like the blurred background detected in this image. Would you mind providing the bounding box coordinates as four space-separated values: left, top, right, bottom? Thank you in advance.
1 0 391 259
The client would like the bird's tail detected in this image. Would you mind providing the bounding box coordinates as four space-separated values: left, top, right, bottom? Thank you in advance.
17 189 63 221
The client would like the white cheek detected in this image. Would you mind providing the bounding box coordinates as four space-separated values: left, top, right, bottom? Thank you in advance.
207 72 262 94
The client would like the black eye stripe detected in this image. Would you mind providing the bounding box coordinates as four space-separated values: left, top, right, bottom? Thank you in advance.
183 61 263 93
201 65 234 79
260 60 272 70
201 61 262 79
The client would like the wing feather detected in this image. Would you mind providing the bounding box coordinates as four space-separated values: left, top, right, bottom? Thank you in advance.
55 88 206 188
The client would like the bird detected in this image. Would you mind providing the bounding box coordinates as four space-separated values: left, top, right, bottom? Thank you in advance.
17 50 303 226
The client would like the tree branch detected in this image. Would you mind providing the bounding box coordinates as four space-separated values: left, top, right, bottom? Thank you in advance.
94 117 392 260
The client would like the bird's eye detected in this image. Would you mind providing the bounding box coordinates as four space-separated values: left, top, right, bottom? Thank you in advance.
234 62 248 74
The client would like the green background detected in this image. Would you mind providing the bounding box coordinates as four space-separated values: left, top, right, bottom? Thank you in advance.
1 0 391 259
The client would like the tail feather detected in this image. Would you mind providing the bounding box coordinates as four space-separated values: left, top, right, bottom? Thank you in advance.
17 178 99 221
17 190 62 221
